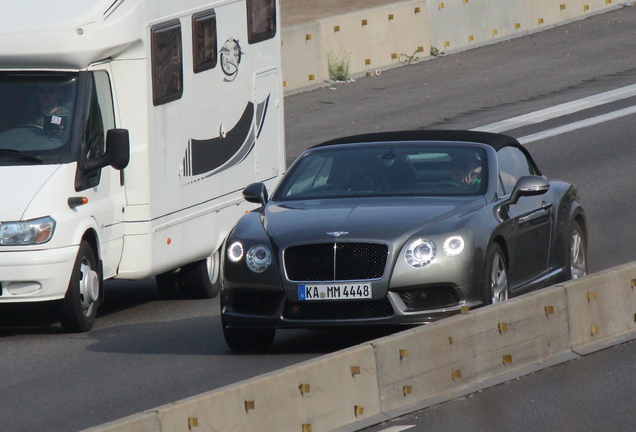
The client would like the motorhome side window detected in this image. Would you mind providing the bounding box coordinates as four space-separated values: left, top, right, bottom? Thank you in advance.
151 20 183 105
247 0 276 44
193 10 217 73
80 71 115 189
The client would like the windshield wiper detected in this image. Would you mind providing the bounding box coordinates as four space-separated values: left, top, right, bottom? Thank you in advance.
0 149 44 163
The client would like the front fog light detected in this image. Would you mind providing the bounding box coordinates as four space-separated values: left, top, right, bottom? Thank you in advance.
246 244 272 273
227 241 244 262
442 235 465 256
405 239 436 268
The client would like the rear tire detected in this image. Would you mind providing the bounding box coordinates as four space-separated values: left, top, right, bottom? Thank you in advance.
484 243 509 305
182 251 221 299
59 241 100 332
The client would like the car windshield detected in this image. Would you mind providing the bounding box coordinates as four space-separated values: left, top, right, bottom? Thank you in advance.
0 72 77 164
274 144 488 200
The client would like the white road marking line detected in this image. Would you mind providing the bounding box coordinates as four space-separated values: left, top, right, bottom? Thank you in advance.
376 426 416 432
517 105 636 144
473 83 636 133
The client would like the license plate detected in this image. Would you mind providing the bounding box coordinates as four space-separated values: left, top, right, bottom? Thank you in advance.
298 283 372 300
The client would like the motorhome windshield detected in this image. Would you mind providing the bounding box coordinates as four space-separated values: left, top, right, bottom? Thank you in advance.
0 72 77 165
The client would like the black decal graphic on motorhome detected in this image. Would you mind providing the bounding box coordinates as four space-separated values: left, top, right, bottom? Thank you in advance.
182 95 270 177
220 38 242 82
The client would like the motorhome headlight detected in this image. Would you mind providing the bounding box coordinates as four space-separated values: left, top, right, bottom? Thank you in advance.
404 238 436 268
442 235 465 256
0 216 55 245
246 244 272 273
227 241 244 262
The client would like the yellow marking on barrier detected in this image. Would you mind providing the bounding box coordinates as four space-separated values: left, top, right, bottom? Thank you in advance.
492 29 498 36
351 366 361 376
308 74 315 81
515 23 521 29
460 305 469 313
587 291 596 301
355 405 365 416
188 418 198 428
502 355 513 364
606 0 612 4
448 336 453 345
631 279 636 288
245 401 255 411
468 35 474 41
591 326 599 335
403 386 413 396
414 7 421 13
362 19 368 26
365 59 371 65
334 25 340 32
560 4 566 10
538 18 544 24
584 5 590 10
418 46 424 52
388 14 394 20
545 305 555 315
391 53 398 59
299 384 310 395
498 322 508 333
452 369 462 380
302 424 312 432
463 0 469 3
283 81 286 87
305 34 311 40
438 3 445 9
399 349 410 360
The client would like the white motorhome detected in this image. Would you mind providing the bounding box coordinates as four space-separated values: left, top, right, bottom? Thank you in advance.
0 0 285 331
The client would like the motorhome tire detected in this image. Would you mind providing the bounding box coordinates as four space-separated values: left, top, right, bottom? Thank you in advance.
156 271 188 300
183 252 221 299
59 241 99 332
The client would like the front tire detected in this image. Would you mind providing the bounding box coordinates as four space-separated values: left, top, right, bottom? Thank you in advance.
567 220 587 280
222 318 276 351
484 243 509 305
59 241 100 332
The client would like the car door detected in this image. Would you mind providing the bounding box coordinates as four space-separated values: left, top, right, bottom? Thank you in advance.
497 146 552 290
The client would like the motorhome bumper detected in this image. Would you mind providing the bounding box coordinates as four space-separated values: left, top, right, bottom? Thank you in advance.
0 245 79 302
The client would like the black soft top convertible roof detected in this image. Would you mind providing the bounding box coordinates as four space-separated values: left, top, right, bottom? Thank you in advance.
312 130 541 175
314 130 520 151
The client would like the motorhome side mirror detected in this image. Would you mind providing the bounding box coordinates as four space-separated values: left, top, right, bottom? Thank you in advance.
243 182 268 207
509 175 550 205
83 129 130 171
105 129 130 170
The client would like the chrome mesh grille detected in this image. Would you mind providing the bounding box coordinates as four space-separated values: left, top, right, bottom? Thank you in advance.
284 243 388 282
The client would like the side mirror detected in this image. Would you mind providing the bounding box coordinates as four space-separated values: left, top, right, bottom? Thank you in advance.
509 175 550 205
84 129 130 171
243 182 268 207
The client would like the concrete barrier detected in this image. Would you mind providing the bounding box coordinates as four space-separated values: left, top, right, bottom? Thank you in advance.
282 0 619 92
564 261 636 355
82 344 380 432
372 285 576 416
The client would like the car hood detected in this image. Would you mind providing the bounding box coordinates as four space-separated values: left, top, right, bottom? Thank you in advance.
263 196 486 245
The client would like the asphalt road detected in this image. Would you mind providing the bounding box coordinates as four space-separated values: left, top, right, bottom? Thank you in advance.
1 5 636 432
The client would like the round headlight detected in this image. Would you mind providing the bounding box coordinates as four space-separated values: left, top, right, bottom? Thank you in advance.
442 235 465 256
227 241 244 262
405 239 436 268
246 244 272 273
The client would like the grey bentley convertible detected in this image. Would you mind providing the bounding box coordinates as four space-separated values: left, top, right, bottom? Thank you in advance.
221 130 587 350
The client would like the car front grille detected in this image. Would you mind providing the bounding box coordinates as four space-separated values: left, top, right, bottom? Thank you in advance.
284 242 388 282
399 286 460 310
283 298 394 320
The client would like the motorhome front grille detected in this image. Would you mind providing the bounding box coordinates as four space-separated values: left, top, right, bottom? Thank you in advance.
284 243 388 282
282 298 393 320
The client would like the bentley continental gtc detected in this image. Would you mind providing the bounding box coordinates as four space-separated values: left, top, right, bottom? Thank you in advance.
220 130 587 350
